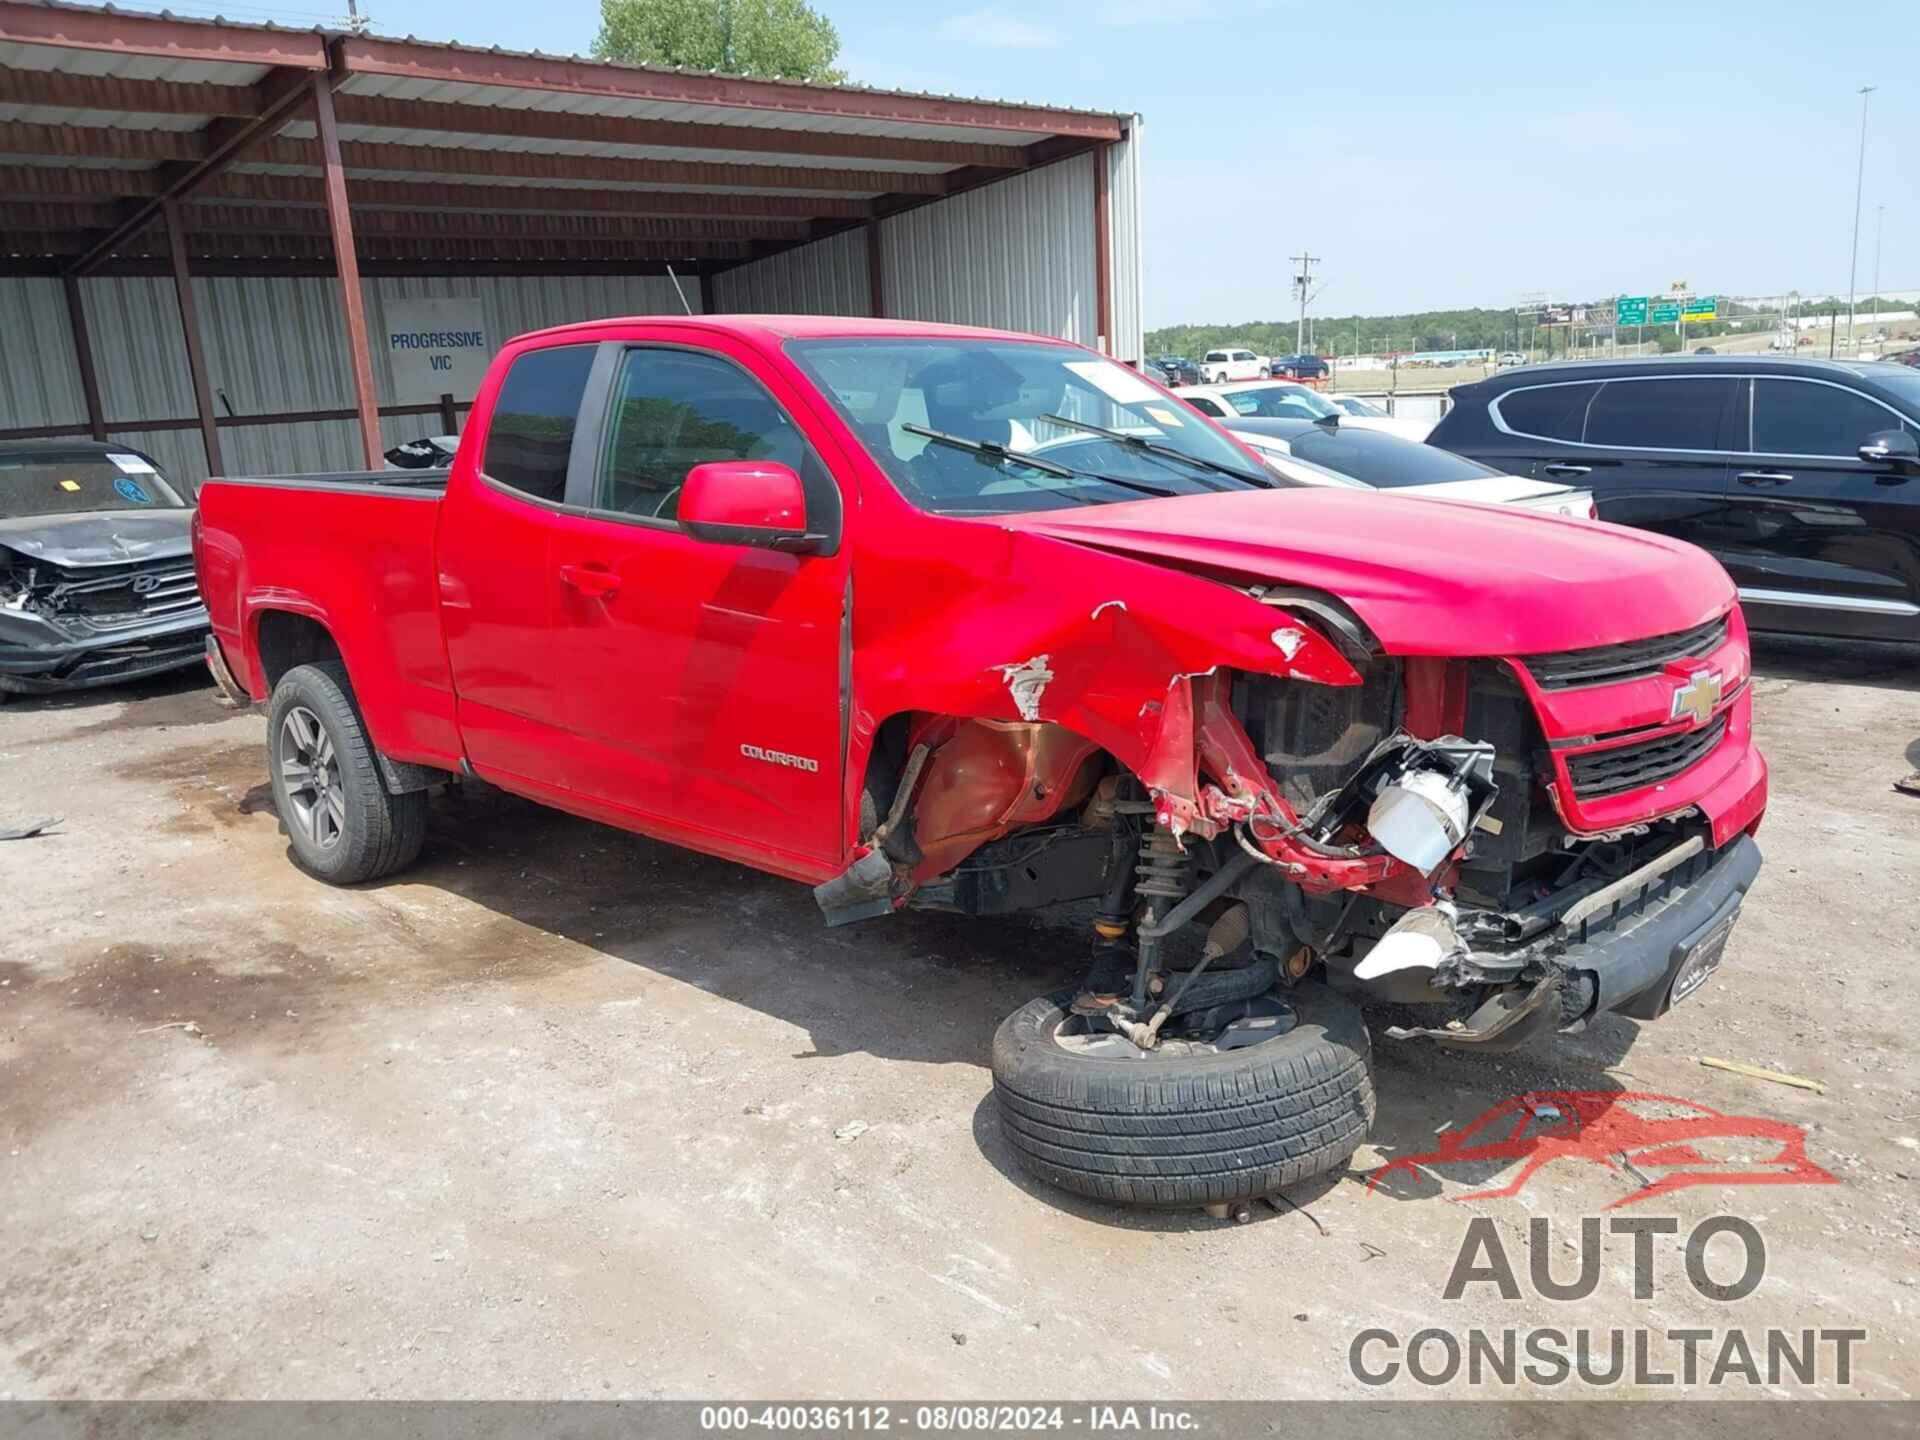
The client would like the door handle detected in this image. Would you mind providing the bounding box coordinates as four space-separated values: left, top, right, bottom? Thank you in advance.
558 562 621 598
1541 463 1592 477
1736 471 1794 487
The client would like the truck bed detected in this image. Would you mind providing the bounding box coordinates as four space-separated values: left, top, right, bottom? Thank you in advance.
194 466 461 770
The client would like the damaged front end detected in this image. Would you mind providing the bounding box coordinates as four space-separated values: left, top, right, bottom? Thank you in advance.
812 510 1764 1056
0 546 210 695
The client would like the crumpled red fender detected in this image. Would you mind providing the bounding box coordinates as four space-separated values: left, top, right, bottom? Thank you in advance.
844 525 1418 893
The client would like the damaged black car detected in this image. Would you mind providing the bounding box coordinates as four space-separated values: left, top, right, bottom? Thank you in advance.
0 442 209 701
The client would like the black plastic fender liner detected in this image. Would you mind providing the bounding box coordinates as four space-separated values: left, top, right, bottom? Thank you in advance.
813 847 894 927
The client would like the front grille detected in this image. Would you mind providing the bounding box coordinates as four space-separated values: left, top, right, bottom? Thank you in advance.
39 558 202 630
1566 714 1728 800
1519 614 1729 690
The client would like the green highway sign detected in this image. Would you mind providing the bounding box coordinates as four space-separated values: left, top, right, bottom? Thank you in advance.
1682 295 1718 322
1616 296 1649 325
1649 299 1683 324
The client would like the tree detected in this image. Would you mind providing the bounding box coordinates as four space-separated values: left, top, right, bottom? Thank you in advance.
593 0 845 83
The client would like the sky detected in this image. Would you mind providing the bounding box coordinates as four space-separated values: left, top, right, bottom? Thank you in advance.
121 0 1918 328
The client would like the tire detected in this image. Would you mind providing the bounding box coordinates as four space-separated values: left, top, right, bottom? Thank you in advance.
266 660 427 885
991 980 1375 1207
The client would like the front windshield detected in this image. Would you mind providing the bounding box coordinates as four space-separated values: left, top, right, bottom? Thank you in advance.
1217 384 1341 421
0 451 186 520
786 337 1268 514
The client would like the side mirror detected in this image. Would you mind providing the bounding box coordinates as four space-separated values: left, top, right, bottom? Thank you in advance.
1858 429 1920 469
677 460 821 552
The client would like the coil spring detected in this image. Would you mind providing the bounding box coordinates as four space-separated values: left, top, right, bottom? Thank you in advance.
1135 828 1191 902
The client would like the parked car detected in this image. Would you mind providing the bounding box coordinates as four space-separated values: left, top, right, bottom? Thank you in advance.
1150 354 1201 387
1271 353 1331 382
1221 417 1596 518
1327 393 1390 421
1693 346 1717 356
196 316 1768 1212
1181 379 1433 440
1497 351 1528 367
1198 347 1268 383
1427 356 1920 640
0 440 208 701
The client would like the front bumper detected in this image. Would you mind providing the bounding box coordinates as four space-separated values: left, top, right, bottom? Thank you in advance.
1385 834 1764 1048
0 609 211 694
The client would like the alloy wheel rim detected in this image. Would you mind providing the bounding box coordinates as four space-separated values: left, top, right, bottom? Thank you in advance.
279 705 345 850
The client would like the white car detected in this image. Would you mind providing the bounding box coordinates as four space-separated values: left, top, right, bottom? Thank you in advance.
1497 351 1528 367
1180 379 1434 441
1220 417 1596 518
1198 348 1269 383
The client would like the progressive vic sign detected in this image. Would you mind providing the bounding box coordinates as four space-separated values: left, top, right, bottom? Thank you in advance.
385 298 490 406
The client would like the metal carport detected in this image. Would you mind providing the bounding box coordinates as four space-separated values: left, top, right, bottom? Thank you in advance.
0 0 1144 486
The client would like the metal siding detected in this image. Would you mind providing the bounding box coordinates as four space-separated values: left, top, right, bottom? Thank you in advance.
879 153 1096 344
712 228 870 316
0 277 86 428
1106 124 1145 364
80 275 199 424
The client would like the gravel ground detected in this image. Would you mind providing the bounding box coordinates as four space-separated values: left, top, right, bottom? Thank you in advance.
1 636 1916 1401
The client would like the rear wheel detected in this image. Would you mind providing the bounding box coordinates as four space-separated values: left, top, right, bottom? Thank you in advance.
991 980 1375 1208
267 660 427 884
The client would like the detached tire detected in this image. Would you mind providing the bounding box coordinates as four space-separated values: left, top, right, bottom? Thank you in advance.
266 660 427 885
991 981 1375 1208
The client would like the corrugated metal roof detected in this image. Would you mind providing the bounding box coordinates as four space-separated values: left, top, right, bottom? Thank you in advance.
0 34 273 84
6 0 1127 127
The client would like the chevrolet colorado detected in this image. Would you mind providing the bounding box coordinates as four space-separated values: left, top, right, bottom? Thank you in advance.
195 316 1768 1211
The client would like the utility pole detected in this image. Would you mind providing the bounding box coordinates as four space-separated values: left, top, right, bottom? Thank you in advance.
1291 253 1319 356
1872 204 1885 325
1848 85 1876 355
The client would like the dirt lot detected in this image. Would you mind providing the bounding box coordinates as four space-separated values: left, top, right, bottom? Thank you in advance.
2 638 1917 1401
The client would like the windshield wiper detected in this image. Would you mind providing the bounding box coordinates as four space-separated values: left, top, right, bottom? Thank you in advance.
1039 414 1273 488
902 423 1182 499
902 424 1079 478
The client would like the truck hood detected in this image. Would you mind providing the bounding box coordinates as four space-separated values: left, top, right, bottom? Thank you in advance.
0 509 193 568
996 488 1733 657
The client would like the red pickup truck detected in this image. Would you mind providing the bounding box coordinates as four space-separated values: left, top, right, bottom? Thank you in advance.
194 315 1767 1212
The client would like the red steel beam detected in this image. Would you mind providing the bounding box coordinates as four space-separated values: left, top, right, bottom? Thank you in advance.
0 67 262 117
865 220 885 319
311 72 381 470
160 196 223 477
3 166 875 221
337 35 1124 140
68 65 318 274
1092 141 1111 353
0 2 329 70
0 122 952 197
4 202 808 245
1 256 722 279
327 93 1025 169
61 273 105 440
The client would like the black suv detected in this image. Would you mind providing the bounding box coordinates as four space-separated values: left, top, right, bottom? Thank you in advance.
1428 357 1920 641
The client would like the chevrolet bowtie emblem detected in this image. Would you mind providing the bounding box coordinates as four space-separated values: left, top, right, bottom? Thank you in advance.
1669 670 1724 726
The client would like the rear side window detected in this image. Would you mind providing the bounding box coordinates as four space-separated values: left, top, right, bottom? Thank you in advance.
481 344 598 504
1186 396 1228 417
1752 378 1901 457
1494 382 1599 441
1584 378 1732 450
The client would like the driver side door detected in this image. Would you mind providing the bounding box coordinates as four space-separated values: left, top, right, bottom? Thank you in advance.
545 340 851 874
